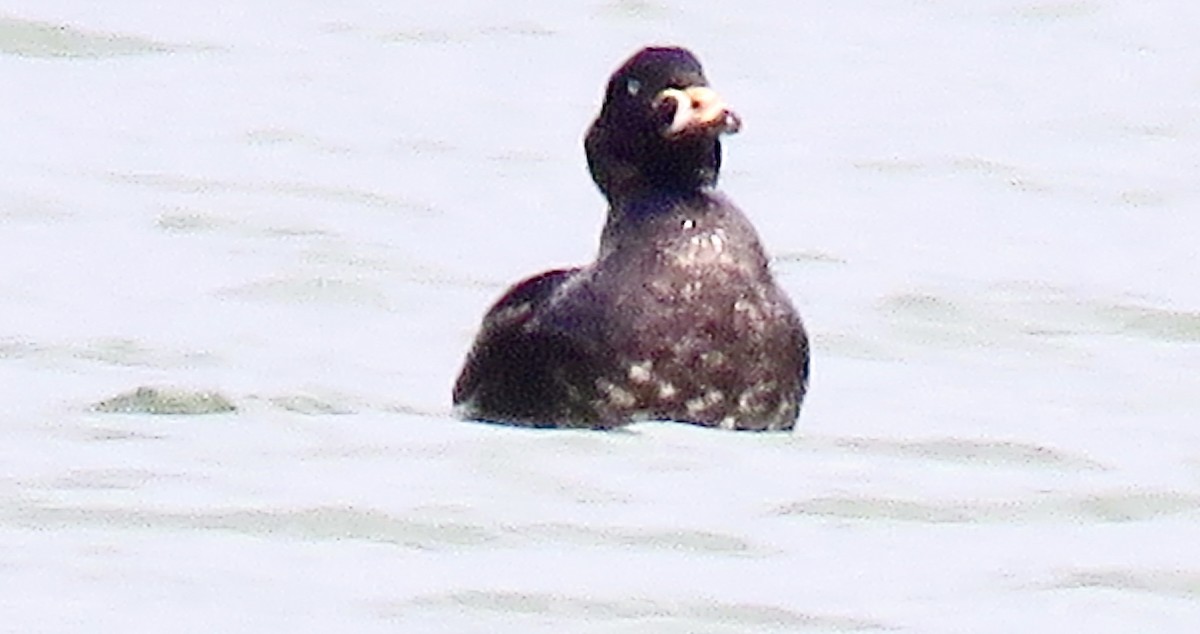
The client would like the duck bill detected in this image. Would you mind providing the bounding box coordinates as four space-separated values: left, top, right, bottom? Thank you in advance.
655 86 742 138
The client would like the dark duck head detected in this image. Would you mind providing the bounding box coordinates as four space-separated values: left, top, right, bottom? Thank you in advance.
585 47 742 203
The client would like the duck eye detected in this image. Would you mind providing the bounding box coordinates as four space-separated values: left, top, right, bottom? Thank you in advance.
626 78 641 97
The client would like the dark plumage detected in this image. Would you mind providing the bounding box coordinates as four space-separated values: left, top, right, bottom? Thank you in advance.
453 46 809 431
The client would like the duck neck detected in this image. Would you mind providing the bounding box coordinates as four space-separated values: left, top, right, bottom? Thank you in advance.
596 187 721 260
586 122 723 204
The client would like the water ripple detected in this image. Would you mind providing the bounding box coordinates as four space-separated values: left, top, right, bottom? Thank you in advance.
0 16 175 58
1 505 497 549
397 590 891 631
879 283 1200 347
520 523 762 556
93 386 237 415
827 436 1108 470
0 504 764 556
1050 568 1200 599
777 489 1200 524
109 172 433 214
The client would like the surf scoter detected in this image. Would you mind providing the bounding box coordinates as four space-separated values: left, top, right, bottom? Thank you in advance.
453 46 809 431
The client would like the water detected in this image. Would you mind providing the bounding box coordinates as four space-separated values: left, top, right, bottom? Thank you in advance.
2 1 1199 631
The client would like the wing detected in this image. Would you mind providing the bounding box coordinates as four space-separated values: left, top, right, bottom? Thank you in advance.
453 267 612 427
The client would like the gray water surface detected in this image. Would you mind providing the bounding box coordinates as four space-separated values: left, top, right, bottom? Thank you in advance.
2 1 1199 632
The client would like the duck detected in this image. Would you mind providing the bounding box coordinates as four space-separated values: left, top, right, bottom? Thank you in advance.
453 46 809 431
